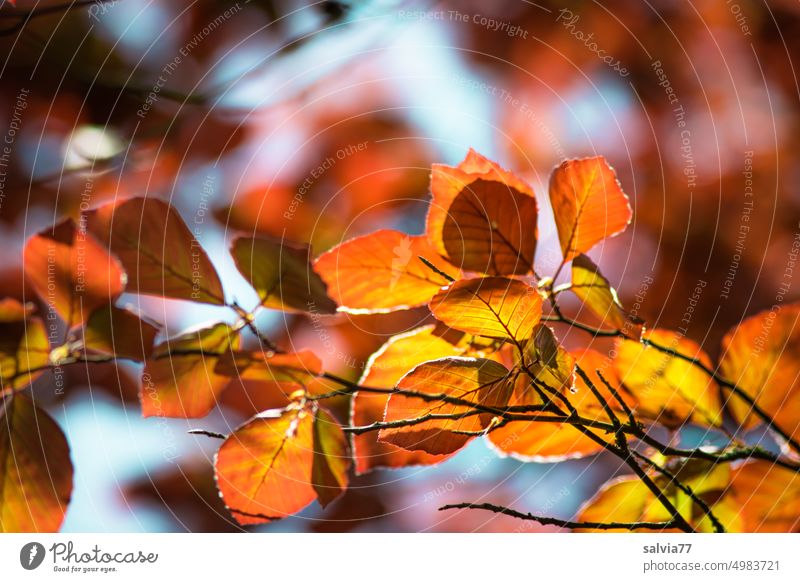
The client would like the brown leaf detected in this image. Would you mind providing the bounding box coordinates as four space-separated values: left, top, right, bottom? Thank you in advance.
231 235 336 314
86 197 224 304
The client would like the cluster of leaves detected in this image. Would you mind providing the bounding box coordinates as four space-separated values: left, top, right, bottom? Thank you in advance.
2 151 799 533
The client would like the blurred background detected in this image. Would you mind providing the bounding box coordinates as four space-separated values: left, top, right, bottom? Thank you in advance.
1 0 798 532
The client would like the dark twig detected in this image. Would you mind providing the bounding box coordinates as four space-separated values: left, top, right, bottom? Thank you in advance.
439 502 676 531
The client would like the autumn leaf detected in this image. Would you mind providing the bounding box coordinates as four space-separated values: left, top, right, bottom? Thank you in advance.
429 277 542 343
83 304 159 362
0 299 50 393
488 348 632 461
312 406 350 507
215 403 348 524
379 357 511 455
0 394 73 532
426 149 538 275
614 329 722 428
726 461 800 532
23 219 126 326
214 349 323 381
549 157 632 261
719 304 800 440
569 254 643 338
353 325 462 474
231 235 336 314
314 229 458 313
142 322 240 418
86 197 225 304
523 324 576 391
574 460 733 533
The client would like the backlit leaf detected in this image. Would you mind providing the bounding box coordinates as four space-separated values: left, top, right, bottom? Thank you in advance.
719 304 800 440
429 277 542 342
727 461 800 532
315 229 458 313
614 329 722 428
83 305 159 361
86 197 224 304
570 254 642 339
142 322 240 418
353 326 461 474
0 394 73 532
426 149 538 275
214 349 322 380
488 349 632 461
312 406 350 508
379 357 511 455
215 404 320 524
23 219 125 325
549 157 632 261
0 299 50 393
231 236 336 314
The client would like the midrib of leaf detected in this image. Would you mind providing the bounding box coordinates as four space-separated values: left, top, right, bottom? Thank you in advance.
561 162 600 258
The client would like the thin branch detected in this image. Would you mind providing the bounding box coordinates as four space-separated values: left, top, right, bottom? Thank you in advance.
439 502 676 531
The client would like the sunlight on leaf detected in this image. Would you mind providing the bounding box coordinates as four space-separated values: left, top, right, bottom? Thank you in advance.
429 277 542 343
719 304 800 440
0 394 73 532
549 157 632 261
353 325 461 474
142 322 240 418
315 229 458 313
427 149 538 275
379 357 511 455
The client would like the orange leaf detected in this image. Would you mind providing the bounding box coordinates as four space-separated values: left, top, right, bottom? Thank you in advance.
614 329 721 428
379 357 511 455
488 348 629 461
0 299 50 393
727 461 800 532
24 219 125 325
142 322 240 418
429 277 542 342
83 305 159 361
426 149 538 275
549 157 632 261
86 197 224 304
719 304 800 440
0 394 73 532
353 326 461 474
312 406 350 508
214 349 323 385
215 404 346 524
315 229 458 313
570 254 643 338
231 236 336 314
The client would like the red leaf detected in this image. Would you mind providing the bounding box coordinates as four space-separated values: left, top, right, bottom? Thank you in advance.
24 219 125 325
